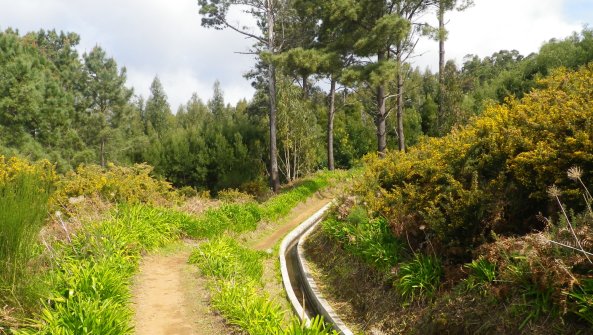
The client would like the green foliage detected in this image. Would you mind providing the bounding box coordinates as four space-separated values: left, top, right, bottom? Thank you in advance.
464 258 496 288
568 279 593 326
514 285 557 330
52 258 131 304
322 206 402 270
282 315 339 335
276 77 324 182
187 173 341 335
52 163 177 208
0 157 55 307
185 202 261 238
357 64 593 259
183 171 342 239
211 281 285 334
189 237 265 282
261 171 336 221
17 204 185 334
16 297 133 335
396 254 443 302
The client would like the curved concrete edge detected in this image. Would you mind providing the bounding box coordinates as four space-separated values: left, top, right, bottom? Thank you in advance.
297 220 355 335
279 202 332 324
279 200 355 335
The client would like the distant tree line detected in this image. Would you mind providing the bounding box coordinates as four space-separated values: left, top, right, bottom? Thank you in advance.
2 23 592 193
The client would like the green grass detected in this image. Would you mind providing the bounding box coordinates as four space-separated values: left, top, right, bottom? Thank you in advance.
187 172 343 335
189 236 265 282
184 170 345 239
12 170 342 334
569 279 593 326
322 207 402 271
396 254 443 303
15 204 188 334
0 169 52 310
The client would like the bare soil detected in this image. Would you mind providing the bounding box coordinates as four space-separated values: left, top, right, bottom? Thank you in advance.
132 246 230 335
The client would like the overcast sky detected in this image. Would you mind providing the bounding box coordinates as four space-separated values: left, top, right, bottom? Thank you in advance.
0 0 592 109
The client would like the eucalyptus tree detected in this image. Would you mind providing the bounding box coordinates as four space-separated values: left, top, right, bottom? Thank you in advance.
197 0 285 192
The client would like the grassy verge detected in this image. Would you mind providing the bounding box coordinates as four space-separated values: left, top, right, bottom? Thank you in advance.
12 204 199 334
189 237 337 335
185 170 346 239
308 186 593 334
187 171 348 335
4 167 345 334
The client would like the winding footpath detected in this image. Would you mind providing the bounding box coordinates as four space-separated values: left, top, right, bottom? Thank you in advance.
131 192 333 335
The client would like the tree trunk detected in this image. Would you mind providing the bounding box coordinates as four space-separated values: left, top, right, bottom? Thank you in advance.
327 78 336 170
396 53 405 152
375 51 387 155
438 0 445 134
302 75 308 99
100 139 106 168
376 85 387 155
267 0 280 192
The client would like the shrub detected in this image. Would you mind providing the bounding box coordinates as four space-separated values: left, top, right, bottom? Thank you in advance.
217 188 255 203
396 254 443 302
51 163 177 209
357 64 593 259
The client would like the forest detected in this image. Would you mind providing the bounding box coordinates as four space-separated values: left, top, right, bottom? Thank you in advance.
1 0 593 333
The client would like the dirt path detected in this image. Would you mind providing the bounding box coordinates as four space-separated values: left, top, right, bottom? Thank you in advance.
132 191 335 334
252 195 332 251
132 247 229 335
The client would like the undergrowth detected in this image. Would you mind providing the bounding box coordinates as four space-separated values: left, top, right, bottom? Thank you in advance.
189 237 338 335
0 157 55 317
184 169 345 239
12 203 192 334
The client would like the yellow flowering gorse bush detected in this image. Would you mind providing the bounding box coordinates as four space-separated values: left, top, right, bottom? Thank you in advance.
357 64 593 259
51 163 178 208
0 156 57 186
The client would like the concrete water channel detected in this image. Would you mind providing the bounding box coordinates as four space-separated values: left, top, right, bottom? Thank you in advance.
279 203 354 335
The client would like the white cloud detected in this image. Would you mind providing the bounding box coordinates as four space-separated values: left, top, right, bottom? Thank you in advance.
414 0 582 70
0 0 590 108
0 0 257 108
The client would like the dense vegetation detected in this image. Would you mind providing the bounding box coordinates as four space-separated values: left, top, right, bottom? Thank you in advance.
0 154 344 333
2 0 593 333
314 64 593 333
